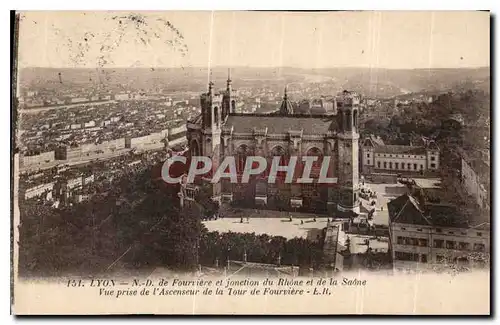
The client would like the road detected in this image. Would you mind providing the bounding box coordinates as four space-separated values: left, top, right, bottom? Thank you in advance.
19 100 116 114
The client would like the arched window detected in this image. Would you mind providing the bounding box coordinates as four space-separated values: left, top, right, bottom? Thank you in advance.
231 100 236 112
270 146 288 180
353 110 358 129
222 101 228 118
214 106 219 127
306 147 323 178
190 139 200 157
204 106 211 126
337 109 343 130
346 110 352 131
236 144 249 175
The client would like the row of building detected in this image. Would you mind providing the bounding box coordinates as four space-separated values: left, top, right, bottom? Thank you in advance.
22 173 95 202
20 125 187 167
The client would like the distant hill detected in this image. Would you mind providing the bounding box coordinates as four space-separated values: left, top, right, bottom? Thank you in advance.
18 66 490 97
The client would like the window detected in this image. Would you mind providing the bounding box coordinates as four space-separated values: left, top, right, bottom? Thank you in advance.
431 163 436 168
367 160 371 165
395 162 399 169
458 242 470 251
413 163 417 170
390 154 393 157
421 254 428 263
474 243 485 252
461 232 467 235
477 232 482 237
397 236 404 245
401 227 406 231
420 165 423 170
401 164 404 170
418 238 428 247
448 231 454 235
377 161 381 168
434 239 444 248
446 241 456 249
436 255 445 263
383 162 387 168
431 156 435 161
389 162 393 169
417 228 423 232
436 228 442 233
407 163 411 169
367 153 370 158
395 251 419 262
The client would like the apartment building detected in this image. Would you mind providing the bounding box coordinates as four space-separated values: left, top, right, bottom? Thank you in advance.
388 193 490 271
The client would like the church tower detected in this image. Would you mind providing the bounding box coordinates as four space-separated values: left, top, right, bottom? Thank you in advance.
199 80 223 201
335 90 360 216
222 69 236 118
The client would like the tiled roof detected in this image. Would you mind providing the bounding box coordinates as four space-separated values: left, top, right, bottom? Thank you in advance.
388 194 431 226
426 204 469 228
224 114 337 135
470 222 491 231
388 193 472 229
374 145 427 155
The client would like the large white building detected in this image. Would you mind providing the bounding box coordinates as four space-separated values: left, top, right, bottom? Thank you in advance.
388 193 490 271
360 135 440 175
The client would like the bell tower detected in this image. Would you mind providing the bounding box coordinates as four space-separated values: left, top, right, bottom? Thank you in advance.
222 68 236 119
199 80 223 201
335 90 360 216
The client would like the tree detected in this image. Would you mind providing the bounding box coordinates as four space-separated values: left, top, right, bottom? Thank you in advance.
194 184 220 218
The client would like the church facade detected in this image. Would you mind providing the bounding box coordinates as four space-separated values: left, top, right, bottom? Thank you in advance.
186 72 361 217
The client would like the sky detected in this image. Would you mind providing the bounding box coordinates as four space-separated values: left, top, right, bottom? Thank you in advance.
17 11 490 69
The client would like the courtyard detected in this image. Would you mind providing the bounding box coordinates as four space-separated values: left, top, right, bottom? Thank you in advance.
359 177 442 226
202 176 441 255
203 216 330 241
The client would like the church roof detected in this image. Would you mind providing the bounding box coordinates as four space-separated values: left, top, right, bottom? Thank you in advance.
374 145 427 155
224 114 337 135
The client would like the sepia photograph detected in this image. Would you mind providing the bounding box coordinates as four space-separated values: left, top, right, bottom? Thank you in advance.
11 10 491 315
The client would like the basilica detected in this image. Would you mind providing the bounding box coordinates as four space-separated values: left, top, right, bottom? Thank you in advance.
185 71 361 217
